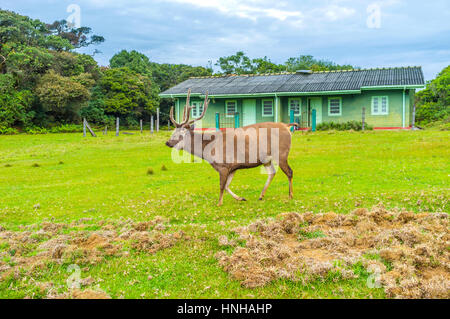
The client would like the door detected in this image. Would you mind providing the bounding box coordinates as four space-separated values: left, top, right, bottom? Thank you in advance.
243 99 256 126
309 97 323 125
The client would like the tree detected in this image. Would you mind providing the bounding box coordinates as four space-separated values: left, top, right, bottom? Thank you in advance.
46 20 105 49
110 50 152 76
90 67 159 124
215 51 254 75
415 65 450 126
0 74 34 131
35 70 94 122
215 52 355 75
252 57 285 74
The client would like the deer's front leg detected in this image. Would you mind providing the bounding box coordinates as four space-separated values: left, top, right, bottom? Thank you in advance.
225 171 246 202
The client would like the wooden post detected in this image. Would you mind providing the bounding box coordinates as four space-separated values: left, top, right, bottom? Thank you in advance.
311 109 317 132
140 119 143 133
234 112 240 129
156 108 160 132
215 112 220 131
168 120 170 130
83 118 86 137
84 120 97 137
151 115 154 134
412 103 416 130
362 107 366 131
104 126 107 135
290 109 295 132
116 117 119 136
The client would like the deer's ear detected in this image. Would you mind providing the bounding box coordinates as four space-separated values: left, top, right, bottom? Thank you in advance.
182 124 195 130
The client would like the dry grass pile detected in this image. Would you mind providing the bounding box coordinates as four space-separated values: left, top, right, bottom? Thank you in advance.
0 216 186 296
216 205 449 298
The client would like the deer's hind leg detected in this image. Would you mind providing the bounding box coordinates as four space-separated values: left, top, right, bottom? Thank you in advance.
279 159 293 199
218 170 227 207
225 171 246 202
259 162 276 200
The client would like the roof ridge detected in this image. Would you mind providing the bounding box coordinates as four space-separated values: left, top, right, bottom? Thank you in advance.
189 66 422 79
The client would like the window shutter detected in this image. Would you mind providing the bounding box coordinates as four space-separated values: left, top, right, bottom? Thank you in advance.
329 98 341 115
263 100 273 116
373 97 379 114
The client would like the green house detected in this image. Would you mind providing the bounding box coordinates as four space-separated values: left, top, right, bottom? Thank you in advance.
159 67 425 130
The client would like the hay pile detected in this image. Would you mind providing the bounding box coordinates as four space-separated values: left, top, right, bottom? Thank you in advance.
216 206 449 298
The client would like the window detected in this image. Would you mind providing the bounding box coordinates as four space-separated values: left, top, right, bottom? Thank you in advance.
262 99 273 117
328 97 342 116
226 100 236 117
191 102 204 118
289 99 301 116
371 96 389 115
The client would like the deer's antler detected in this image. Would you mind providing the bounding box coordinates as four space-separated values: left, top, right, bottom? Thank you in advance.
169 88 194 127
188 92 209 125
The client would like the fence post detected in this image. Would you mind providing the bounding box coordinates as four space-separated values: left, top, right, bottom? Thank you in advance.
84 120 97 137
311 109 316 132
234 112 240 129
412 103 416 130
116 117 119 136
140 119 143 133
290 109 295 132
156 108 160 132
104 126 107 135
215 112 220 131
168 120 170 130
151 115 154 134
83 118 86 137
362 107 366 131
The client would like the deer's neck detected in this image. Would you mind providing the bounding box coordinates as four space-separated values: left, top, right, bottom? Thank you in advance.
183 131 215 162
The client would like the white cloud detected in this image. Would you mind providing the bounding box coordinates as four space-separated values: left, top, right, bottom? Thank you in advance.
163 0 303 24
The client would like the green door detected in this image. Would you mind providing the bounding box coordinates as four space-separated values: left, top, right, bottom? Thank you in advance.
310 97 323 124
243 99 256 126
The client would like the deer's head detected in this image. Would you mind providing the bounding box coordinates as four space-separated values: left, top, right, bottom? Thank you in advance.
165 89 209 149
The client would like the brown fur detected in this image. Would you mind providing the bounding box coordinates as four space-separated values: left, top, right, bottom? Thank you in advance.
166 90 296 206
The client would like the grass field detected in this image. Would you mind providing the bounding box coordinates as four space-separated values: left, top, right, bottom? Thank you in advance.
0 129 448 299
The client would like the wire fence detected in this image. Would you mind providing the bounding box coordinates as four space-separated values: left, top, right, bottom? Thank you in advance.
82 108 175 137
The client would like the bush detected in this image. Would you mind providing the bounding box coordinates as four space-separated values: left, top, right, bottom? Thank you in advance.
316 121 373 131
0 126 19 135
24 127 48 134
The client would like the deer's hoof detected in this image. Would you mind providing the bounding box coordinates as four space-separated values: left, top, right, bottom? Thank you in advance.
259 197 263 201
240 198 247 202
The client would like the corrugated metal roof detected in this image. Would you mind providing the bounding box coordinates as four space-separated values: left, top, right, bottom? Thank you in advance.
160 67 425 96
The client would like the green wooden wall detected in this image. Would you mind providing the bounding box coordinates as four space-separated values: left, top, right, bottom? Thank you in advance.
174 89 415 129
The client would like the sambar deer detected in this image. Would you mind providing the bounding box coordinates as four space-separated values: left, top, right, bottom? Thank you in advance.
165 89 297 206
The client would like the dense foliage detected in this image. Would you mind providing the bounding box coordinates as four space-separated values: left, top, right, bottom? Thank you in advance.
415 66 449 129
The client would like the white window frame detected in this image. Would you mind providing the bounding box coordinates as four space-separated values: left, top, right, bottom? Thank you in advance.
328 97 342 116
225 100 237 118
262 99 274 117
371 96 389 115
288 98 301 117
191 101 203 118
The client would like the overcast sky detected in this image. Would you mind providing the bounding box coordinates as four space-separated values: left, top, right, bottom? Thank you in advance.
1 0 449 80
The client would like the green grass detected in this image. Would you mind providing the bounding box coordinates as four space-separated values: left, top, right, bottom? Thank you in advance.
0 130 448 298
